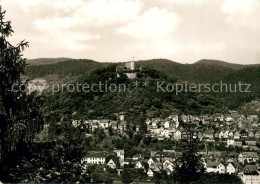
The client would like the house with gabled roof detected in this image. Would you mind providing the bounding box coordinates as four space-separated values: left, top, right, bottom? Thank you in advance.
219 131 224 139
228 131 234 137
148 157 158 167
240 129 248 138
233 131 240 139
240 165 260 184
206 162 225 174
214 132 219 139
174 130 182 140
135 161 144 169
255 131 260 138
223 130 229 139
145 118 151 125
238 152 259 164
147 169 154 177
107 159 117 169
248 131 255 137
226 163 236 175
163 160 174 173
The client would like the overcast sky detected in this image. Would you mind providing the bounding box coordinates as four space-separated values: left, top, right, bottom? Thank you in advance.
1 0 260 64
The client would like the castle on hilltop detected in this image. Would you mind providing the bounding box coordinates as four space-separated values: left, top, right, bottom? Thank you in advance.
116 59 141 79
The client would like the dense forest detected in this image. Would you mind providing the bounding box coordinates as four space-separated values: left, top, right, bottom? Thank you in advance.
41 65 226 126
26 58 260 83
26 58 260 112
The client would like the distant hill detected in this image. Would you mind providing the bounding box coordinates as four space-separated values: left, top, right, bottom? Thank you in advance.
32 59 260 124
136 59 234 83
26 59 109 78
27 57 72 65
194 59 253 70
25 58 260 84
220 66 260 108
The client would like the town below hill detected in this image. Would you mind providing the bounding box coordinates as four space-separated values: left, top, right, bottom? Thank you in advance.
35 109 260 183
15 58 260 183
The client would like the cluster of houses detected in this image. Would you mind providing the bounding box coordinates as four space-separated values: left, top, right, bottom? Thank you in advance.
145 112 259 140
73 110 259 183
72 114 128 134
80 149 260 183
73 111 259 144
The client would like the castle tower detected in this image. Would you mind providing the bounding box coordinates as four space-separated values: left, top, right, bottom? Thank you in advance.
130 60 135 71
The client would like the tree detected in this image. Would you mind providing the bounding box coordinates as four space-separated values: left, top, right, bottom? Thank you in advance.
90 165 114 183
8 101 88 183
0 6 44 181
172 119 205 184
141 161 149 171
121 169 132 183
108 126 113 135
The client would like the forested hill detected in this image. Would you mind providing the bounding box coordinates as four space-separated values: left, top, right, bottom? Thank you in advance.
41 64 260 126
42 65 225 126
26 59 109 78
194 59 256 70
26 58 260 84
136 59 233 83
27 57 72 65
216 66 260 109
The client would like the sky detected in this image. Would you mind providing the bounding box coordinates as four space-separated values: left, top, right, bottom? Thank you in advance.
1 0 260 64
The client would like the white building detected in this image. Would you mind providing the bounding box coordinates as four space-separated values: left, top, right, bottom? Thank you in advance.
114 149 124 161
206 162 225 174
81 151 106 165
147 169 154 177
164 121 171 129
227 139 235 147
161 130 170 138
174 130 182 140
238 152 259 164
240 165 260 184
226 163 236 175
219 131 224 139
163 160 174 172
99 119 110 129
148 158 157 167
107 159 117 169
135 161 144 169
234 132 241 140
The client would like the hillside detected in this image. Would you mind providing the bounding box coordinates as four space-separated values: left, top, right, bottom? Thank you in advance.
25 58 260 110
42 65 225 125
26 59 109 78
31 59 260 121
25 58 253 83
136 59 234 83
27 57 72 65
194 59 250 70
215 66 260 109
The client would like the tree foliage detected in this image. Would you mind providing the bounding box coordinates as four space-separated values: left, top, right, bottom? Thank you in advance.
172 120 205 184
0 6 43 180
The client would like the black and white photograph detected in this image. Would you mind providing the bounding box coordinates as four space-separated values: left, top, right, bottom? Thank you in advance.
0 0 260 183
